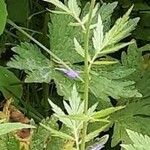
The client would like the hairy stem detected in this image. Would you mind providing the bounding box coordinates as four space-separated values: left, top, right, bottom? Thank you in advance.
81 0 96 150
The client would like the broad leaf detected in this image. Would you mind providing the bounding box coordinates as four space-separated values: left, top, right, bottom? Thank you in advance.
0 0 7 35
90 73 142 102
49 13 83 63
0 66 23 101
7 42 52 83
110 99 150 146
121 42 143 78
121 129 150 150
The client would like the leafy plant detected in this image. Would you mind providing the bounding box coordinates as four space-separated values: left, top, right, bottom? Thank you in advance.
0 0 149 149
121 129 150 150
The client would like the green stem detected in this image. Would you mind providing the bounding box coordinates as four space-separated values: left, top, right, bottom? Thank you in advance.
81 0 96 150
74 129 80 150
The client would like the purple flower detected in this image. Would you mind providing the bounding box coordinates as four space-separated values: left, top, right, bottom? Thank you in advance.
56 68 80 79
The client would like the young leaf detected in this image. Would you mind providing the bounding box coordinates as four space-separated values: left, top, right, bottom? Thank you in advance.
74 38 84 57
82 3 99 25
68 0 81 17
68 84 84 114
99 41 134 56
92 15 104 51
48 99 73 128
92 106 125 119
48 85 84 130
99 2 118 32
101 6 139 50
44 0 70 13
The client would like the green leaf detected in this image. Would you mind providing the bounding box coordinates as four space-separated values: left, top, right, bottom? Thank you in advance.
48 99 73 128
110 100 150 147
48 85 84 129
7 42 52 83
85 123 110 142
92 106 125 119
82 3 99 25
0 123 35 136
74 38 84 58
90 73 142 101
51 69 80 99
0 135 20 150
49 13 83 63
101 6 139 49
0 66 23 101
121 42 143 80
40 123 74 140
67 84 84 114
31 117 58 150
92 60 118 65
0 0 7 35
93 15 104 51
44 0 70 13
121 129 150 150
99 2 118 32
68 0 81 17
99 41 134 56
121 41 150 97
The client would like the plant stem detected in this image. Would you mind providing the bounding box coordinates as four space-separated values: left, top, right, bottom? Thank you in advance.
74 129 80 150
81 0 96 150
